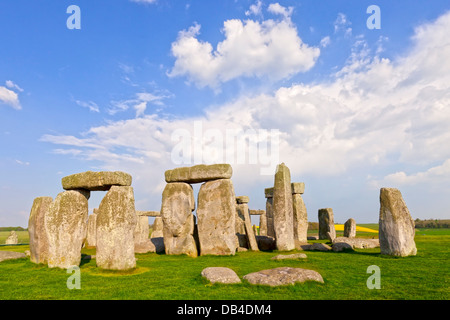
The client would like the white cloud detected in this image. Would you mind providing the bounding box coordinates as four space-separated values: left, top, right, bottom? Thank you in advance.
168 4 320 88
320 36 331 48
15 159 30 166
130 0 157 4
267 2 293 20
0 86 21 110
245 0 263 17
43 11 450 216
108 91 172 117
5 80 24 92
334 13 352 36
75 100 100 113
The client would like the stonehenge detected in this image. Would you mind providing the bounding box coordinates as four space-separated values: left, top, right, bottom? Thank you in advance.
25 163 418 274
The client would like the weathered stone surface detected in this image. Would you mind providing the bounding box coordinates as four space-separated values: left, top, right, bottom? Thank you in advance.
291 182 305 194
249 209 265 215
259 210 268 236
201 267 241 284
293 194 308 243
333 237 379 249
5 231 18 245
332 242 354 252
236 202 259 251
379 188 417 257
344 218 356 238
243 267 324 286
28 197 53 264
86 213 97 247
197 179 237 256
137 210 160 217
235 204 246 235
272 163 295 251
45 190 89 269
271 253 307 260
318 208 336 241
236 196 249 204
265 197 275 237
161 182 197 257
0 251 26 263
151 216 164 238
133 215 154 254
62 171 132 191
96 186 136 270
165 164 232 184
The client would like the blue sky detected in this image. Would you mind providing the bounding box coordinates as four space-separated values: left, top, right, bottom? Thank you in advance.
1 0 450 227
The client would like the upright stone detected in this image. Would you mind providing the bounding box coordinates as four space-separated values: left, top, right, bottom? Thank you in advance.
86 212 97 247
96 186 136 270
197 179 237 255
318 208 336 241
151 216 164 238
5 231 18 245
272 163 295 251
259 210 268 236
134 214 154 253
344 218 356 238
264 188 275 237
292 184 308 243
165 164 232 184
28 197 53 264
161 182 197 257
379 188 417 257
236 196 259 251
45 190 89 269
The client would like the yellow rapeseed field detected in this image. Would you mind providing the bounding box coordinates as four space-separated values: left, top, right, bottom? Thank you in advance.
334 225 378 233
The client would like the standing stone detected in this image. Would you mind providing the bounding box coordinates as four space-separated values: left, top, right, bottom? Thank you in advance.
151 216 164 238
236 196 259 251
5 231 19 245
292 192 308 243
344 218 356 238
96 186 136 270
318 208 336 241
272 163 295 251
86 212 97 247
45 190 89 269
134 214 154 253
28 197 53 264
197 179 237 255
379 188 417 257
264 188 275 237
259 210 268 236
161 182 197 257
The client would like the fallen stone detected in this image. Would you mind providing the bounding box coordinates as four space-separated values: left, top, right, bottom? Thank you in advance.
256 236 276 251
45 190 89 269
272 163 295 251
271 253 307 260
243 267 324 286
307 235 318 240
300 243 332 252
333 237 379 249
96 186 136 270
197 179 237 256
62 171 132 191
379 188 417 257
0 251 26 263
332 242 354 252
165 164 232 184
201 267 241 284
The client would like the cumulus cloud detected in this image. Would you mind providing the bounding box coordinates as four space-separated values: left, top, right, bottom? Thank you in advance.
0 86 21 110
43 11 450 213
245 0 263 17
168 3 320 88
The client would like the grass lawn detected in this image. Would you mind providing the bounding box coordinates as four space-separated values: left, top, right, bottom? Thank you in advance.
0 226 448 300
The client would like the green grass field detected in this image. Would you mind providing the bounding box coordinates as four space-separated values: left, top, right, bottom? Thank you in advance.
0 225 448 300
